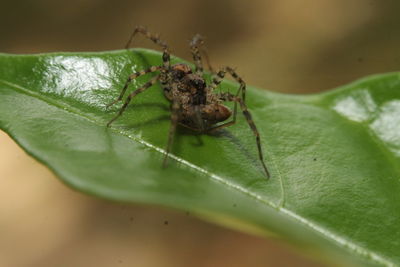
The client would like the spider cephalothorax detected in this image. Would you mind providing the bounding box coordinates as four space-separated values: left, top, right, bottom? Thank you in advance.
106 26 270 178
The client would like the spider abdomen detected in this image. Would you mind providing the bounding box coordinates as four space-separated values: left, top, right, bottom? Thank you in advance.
178 103 231 131
201 104 231 124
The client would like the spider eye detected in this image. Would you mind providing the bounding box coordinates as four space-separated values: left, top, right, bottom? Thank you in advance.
191 79 205 89
174 70 185 79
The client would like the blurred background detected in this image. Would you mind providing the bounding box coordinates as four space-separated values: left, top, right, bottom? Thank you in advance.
2 0 400 266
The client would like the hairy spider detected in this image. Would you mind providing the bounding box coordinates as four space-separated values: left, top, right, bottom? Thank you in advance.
106 26 270 178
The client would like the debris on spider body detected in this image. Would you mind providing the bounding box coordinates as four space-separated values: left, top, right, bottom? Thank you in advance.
106 26 270 179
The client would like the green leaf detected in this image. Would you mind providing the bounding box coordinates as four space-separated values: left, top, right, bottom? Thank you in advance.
1 49 399 266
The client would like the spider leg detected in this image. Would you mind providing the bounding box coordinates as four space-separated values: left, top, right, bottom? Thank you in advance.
206 119 236 133
208 66 246 101
205 67 246 132
125 26 171 70
163 99 180 167
216 92 270 178
106 66 162 109
107 75 160 127
178 123 202 132
190 34 215 76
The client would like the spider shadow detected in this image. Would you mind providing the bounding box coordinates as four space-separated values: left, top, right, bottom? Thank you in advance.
117 102 170 129
176 126 262 172
175 127 204 147
208 128 263 172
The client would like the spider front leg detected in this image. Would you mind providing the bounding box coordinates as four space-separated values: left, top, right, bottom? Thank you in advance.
125 26 171 70
190 34 215 76
106 66 163 109
107 75 160 127
217 92 270 178
163 99 180 167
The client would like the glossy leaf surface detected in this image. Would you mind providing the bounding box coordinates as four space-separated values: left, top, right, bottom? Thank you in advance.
1 50 399 266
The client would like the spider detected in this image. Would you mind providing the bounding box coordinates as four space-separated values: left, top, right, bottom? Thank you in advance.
106 26 270 178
